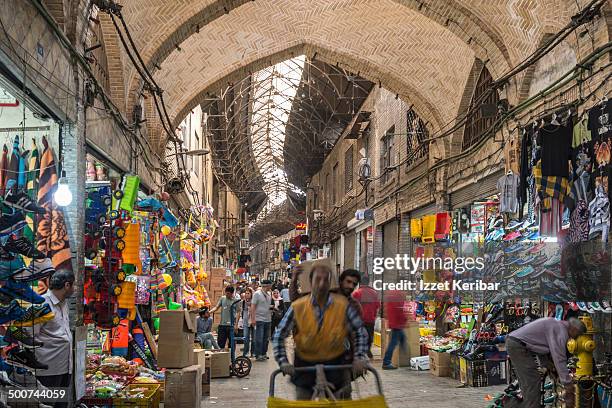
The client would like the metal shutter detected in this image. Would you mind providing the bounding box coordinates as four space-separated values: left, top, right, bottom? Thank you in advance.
450 170 503 209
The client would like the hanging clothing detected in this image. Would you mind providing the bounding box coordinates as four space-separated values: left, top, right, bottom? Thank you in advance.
519 129 532 218
0 145 8 196
538 122 573 177
533 160 570 210
588 185 610 245
572 116 591 148
567 200 590 243
6 135 20 192
497 173 520 213
36 137 73 272
540 197 563 237
587 100 611 141
504 135 520 174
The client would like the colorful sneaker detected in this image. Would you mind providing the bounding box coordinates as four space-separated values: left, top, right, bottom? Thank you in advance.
13 303 54 327
3 190 46 214
506 219 522 230
3 236 46 259
0 212 28 238
601 301 612 313
6 347 48 370
0 280 45 304
0 255 26 280
4 326 43 348
11 258 55 282
0 300 26 324
516 266 534 277
543 254 561 267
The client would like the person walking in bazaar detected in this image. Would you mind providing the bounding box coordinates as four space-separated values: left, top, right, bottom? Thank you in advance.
209 285 238 349
352 274 380 359
381 289 408 370
272 260 369 400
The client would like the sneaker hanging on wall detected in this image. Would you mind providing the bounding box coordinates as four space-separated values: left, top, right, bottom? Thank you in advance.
0 280 45 304
3 236 46 259
10 258 55 282
4 326 43 348
0 212 27 238
3 189 46 214
6 347 48 371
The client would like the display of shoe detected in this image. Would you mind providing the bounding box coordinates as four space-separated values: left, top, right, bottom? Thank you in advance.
0 300 26 324
503 231 522 241
3 236 46 259
0 280 45 304
528 242 546 254
3 190 46 214
589 302 604 312
504 244 524 254
0 212 28 238
506 220 522 230
13 303 54 327
0 370 20 387
4 326 43 348
543 254 561 267
515 255 536 266
11 258 55 282
516 266 534 278
0 255 26 280
6 347 48 370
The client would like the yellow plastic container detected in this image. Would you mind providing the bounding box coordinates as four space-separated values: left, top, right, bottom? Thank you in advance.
113 383 160 408
122 222 143 274
410 218 422 238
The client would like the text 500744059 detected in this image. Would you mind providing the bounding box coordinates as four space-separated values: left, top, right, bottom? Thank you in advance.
7 388 69 402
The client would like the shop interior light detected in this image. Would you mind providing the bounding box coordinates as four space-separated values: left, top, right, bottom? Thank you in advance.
54 172 73 206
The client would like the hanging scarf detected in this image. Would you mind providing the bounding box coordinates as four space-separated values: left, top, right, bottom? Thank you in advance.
36 136 72 272
0 144 7 196
23 140 39 242
5 135 20 192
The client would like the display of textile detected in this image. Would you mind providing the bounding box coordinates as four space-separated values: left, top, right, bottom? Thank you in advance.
36 136 73 271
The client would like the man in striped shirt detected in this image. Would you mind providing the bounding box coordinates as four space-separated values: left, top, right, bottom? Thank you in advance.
272 262 368 400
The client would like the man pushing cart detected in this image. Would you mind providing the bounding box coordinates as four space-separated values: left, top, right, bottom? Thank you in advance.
271 259 378 403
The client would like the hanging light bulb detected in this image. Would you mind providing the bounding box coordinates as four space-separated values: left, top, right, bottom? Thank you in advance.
54 171 72 206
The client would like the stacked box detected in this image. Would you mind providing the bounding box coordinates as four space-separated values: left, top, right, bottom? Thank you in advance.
164 365 202 408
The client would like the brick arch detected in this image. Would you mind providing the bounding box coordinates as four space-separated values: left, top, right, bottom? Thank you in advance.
120 0 524 124
119 0 580 114
148 0 478 139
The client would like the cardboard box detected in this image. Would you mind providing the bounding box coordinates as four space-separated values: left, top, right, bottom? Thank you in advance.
164 364 202 408
388 321 421 367
409 356 430 370
194 349 206 371
428 350 451 377
205 351 230 378
158 310 196 368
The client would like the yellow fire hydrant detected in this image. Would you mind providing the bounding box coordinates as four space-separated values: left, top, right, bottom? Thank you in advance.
567 315 596 378
566 315 596 407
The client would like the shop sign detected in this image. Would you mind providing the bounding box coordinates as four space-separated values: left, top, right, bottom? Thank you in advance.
355 208 373 220
366 226 374 242
295 222 307 231
470 204 485 233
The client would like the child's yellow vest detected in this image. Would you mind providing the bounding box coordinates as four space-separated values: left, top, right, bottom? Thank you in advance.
292 293 348 362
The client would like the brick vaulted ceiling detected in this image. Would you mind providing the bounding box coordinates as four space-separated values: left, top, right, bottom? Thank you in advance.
116 0 578 135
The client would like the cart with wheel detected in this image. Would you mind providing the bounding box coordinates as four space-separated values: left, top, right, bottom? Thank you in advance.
267 364 388 407
228 299 252 378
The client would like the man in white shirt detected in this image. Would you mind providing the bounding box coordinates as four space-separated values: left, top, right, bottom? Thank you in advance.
250 280 272 361
34 270 75 408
